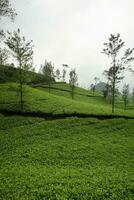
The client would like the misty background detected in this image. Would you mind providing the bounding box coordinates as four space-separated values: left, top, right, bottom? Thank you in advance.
2 0 134 90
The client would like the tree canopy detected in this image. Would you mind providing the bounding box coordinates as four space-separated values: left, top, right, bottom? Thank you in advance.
0 0 16 20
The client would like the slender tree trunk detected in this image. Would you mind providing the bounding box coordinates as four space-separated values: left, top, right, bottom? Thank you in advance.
112 57 116 113
20 68 23 110
48 82 51 93
19 60 23 111
112 78 115 113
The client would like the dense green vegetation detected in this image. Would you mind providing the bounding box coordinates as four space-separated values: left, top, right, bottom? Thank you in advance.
0 1 134 199
0 80 133 200
0 82 133 199
0 83 133 117
0 64 48 84
0 116 134 199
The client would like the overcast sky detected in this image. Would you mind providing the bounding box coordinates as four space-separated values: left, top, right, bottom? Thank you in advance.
3 0 134 89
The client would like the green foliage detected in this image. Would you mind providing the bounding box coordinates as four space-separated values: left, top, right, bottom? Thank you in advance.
69 68 78 99
0 64 48 84
0 0 17 40
55 68 61 82
122 84 129 110
62 68 66 82
0 0 17 20
96 82 106 92
0 117 134 199
40 61 55 93
0 114 44 130
0 47 9 65
122 48 134 73
0 82 134 199
90 77 100 95
0 83 134 117
102 34 125 113
5 29 34 110
5 29 33 69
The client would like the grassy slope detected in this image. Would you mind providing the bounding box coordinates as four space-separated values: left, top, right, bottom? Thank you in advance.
0 83 134 199
0 116 134 199
0 83 133 117
0 64 46 84
36 82 101 97
38 83 134 109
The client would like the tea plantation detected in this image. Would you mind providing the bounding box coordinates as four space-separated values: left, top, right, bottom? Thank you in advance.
0 83 134 199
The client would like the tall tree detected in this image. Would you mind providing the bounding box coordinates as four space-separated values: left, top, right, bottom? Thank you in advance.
69 68 78 99
94 77 100 86
41 60 54 93
90 77 100 95
55 69 60 82
102 82 111 100
62 68 66 82
122 84 129 110
0 47 9 81
102 34 125 113
62 64 69 82
0 0 16 19
5 29 34 110
90 83 95 95
0 47 9 65
0 0 17 39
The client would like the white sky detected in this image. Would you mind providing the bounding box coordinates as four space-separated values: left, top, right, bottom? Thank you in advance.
2 0 134 89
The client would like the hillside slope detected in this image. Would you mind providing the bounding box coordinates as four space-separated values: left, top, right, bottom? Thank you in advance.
0 83 134 117
0 64 47 84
